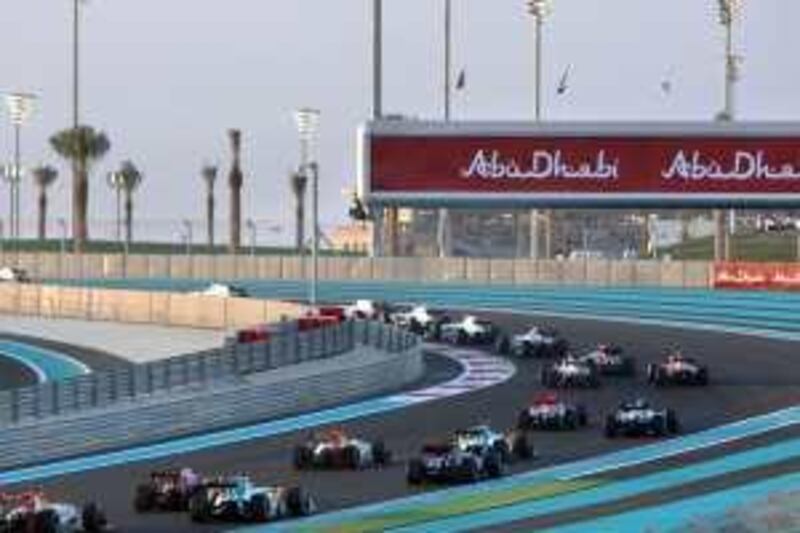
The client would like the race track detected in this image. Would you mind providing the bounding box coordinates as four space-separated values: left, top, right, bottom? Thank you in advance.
9 311 800 532
0 333 130 388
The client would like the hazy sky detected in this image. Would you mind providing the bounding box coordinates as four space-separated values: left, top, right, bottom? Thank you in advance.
1 1 798 243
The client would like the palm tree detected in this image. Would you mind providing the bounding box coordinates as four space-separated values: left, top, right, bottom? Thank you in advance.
117 160 143 246
290 169 307 251
201 165 217 249
228 129 243 254
31 165 58 240
49 126 111 251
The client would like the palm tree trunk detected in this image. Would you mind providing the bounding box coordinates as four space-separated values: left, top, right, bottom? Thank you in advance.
207 187 215 249
124 188 133 246
229 185 241 253
228 129 243 254
38 186 47 241
72 160 88 252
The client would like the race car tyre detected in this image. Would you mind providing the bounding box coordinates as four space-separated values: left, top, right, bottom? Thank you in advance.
622 357 637 376
293 445 314 469
604 416 618 438
646 364 657 384
667 409 680 434
188 493 211 523
697 368 709 386
373 440 391 466
460 457 480 483
33 510 59 533
493 440 511 464
512 432 535 460
81 502 107 533
564 411 577 430
554 340 569 358
409 319 424 336
344 445 362 470
287 487 315 517
577 406 589 427
485 451 505 479
456 330 468 346
517 411 532 430
319 449 335 469
495 336 510 355
134 484 156 512
406 459 425 485
250 493 270 522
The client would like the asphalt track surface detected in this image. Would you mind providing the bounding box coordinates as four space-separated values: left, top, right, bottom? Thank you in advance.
9 312 800 532
0 334 131 389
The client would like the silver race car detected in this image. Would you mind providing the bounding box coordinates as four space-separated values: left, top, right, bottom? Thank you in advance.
605 398 679 438
541 356 600 388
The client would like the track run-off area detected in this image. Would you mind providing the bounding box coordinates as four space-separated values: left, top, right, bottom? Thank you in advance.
7 279 800 531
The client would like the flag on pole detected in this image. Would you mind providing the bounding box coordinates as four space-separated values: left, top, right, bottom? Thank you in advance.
455 69 466 90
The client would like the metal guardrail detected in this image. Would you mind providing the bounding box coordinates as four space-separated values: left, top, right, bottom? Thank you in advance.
0 320 418 427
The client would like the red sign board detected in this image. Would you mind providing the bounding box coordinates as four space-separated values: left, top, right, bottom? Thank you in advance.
369 136 800 196
713 262 800 291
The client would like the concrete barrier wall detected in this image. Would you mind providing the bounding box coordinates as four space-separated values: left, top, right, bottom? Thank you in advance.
1 252 715 288
0 284 306 330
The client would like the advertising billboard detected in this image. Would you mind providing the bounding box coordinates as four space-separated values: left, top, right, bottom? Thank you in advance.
360 121 800 208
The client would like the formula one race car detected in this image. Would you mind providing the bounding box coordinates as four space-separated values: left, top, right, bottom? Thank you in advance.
496 326 569 358
188 475 315 524
193 282 249 298
517 392 588 430
390 305 450 339
293 429 391 470
439 316 500 345
134 468 203 512
451 425 535 463
578 344 636 376
0 490 108 532
0 266 31 284
605 398 679 438
342 300 388 320
406 441 504 485
647 352 709 386
540 356 600 388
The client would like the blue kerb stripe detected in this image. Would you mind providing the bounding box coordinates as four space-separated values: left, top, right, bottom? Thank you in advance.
545 470 800 533
0 340 89 382
235 406 800 532
384 438 800 533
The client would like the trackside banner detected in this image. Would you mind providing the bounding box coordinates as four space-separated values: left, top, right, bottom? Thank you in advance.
370 136 800 195
713 262 800 291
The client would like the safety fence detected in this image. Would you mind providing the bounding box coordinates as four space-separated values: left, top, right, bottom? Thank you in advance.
2 252 712 288
0 320 417 427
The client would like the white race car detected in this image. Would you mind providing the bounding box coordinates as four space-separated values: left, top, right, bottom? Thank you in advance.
0 266 31 283
293 429 391 470
578 344 636 376
541 356 600 388
343 300 384 320
188 475 314 523
390 305 450 337
193 283 249 298
440 316 499 345
605 398 679 438
0 490 108 532
496 326 569 358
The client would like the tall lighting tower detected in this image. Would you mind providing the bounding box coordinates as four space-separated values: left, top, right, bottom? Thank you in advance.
4 92 36 241
294 108 321 307
526 0 552 260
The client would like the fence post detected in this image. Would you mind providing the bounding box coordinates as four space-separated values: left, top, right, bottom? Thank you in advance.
146 363 154 394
